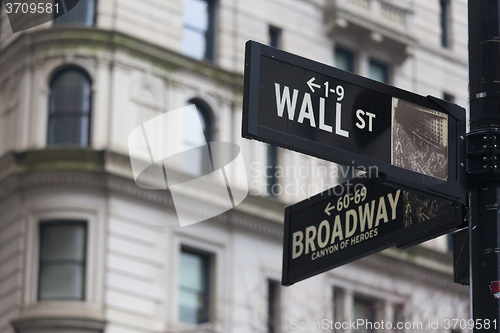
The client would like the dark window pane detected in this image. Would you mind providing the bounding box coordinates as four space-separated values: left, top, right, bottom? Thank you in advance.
443 92 455 102
182 0 215 61
268 280 280 333
183 0 209 31
182 101 212 176
54 0 95 26
353 298 375 333
50 71 91 113
41 224 86 261
369 59 389 84
335 47 354 73
269 26 281 49
267 145 278 196
48 69 91 146
440 0 450 48
38 222 87 301
181 28 207 60
48 115 89 146
179 249 210 324
39 264 84 299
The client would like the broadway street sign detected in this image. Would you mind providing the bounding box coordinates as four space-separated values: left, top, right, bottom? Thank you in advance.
242 41 466 204
282 177 462 285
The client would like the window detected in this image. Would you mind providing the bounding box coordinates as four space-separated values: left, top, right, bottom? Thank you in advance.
183 101 212 145
269 25 281 49
369 59 389 84
38 221 87 300
267 280 281 333
335 47 354 73
47 68 92 146
334 288 404 333
440 0 450 48
182 100 213 175
53 0 95 26
353 298 376 333
267 145 278 196
179 249 211 324
443 92 455 103
181 0 215 61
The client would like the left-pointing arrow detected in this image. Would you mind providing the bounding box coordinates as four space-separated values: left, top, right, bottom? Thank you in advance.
307 77 321 93
325 202 335 216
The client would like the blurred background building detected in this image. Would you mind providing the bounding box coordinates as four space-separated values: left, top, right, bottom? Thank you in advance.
0 0 469 332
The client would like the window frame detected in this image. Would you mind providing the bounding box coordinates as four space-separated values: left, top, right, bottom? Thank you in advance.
267 279 281 333
188 99 213 143
181 0 216 62
368 58 390 84
47 66 93 147
266 145 278 197
21 198 104 318
172 233 225 329
440 0 451 48
178 246 213 325
334 46 355 73
37 220 88 301
331 281 406 333
353 296 376 333
269 25 282 49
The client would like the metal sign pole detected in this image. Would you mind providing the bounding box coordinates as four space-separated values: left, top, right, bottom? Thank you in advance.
468 1 500 330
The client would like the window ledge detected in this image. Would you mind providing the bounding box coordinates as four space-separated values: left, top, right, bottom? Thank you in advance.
11 316 106 333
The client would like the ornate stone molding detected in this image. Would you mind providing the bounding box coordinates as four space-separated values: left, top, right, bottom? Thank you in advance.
0 149 459 280
349 253 467 295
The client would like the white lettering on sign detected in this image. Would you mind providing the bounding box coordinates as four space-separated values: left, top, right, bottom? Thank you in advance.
275 83 298 120
291 189 401 261
355 109 376 132
275 81 375 138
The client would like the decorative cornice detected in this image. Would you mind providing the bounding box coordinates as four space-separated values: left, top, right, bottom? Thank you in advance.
356 252 467 294
0 28 244 91
0 149 458 279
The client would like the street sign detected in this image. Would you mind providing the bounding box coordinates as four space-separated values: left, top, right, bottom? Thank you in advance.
242 41 466 204
282 177 462 286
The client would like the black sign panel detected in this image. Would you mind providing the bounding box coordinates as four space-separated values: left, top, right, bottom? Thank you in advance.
242 40 466 204
282 178 462 286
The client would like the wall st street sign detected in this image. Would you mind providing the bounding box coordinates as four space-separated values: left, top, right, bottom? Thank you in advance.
242 41 466 204
282 178 462 286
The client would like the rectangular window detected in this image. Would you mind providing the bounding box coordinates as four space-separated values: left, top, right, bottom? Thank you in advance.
181 0 215 61
369 59 389 84
353 298 375 333
335 47 354 73
267 145 278 196
38 221 87 300
179 248 211 324
440 0 450 48
268 280 281 333
53 0 96 26
269 25 281 49
443 92 455 103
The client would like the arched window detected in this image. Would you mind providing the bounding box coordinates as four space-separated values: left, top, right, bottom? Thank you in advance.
183 99 212 147
47 68 92 146
182 100 213 175
53 0 96 26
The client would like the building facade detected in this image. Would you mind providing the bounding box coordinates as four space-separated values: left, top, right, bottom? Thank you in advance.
0 0 469 333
